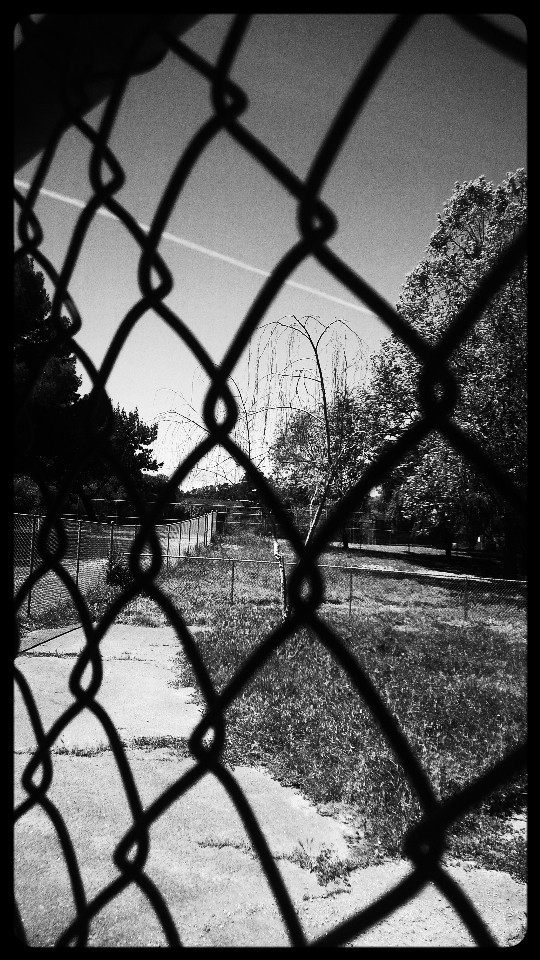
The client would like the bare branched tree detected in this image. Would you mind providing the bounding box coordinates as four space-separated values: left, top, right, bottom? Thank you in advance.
156 315 370 617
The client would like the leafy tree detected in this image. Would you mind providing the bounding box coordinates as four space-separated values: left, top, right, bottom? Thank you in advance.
367 170 527 571
14 256 163 516
13 474 42 514
68 400 162 506
14 255 82 485
270 384 374 548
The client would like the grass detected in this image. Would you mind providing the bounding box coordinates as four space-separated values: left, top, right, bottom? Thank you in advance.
15 530 527 882
23 650 79 658
44 735 191 758
287 839 353 889
175 593 526 883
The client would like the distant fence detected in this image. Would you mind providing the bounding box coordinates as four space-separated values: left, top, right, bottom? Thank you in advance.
196 500 497 556
14 511 218 623
139 552 527 628
15 509 525 630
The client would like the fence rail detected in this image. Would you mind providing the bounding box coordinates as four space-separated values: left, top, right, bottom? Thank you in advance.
150 552 528 622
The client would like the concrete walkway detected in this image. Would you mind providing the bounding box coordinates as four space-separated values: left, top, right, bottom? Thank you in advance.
14 625 526 947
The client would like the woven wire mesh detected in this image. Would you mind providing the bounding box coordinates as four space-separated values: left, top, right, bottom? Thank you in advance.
14 511 218 643
14 14 526 948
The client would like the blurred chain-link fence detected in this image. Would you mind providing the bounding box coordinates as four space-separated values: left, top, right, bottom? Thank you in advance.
14 511 218 633
14 13 526 949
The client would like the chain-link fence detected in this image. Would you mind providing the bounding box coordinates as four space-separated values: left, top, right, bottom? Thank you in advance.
134 552 527 629
205 500 507 557
14 511 218 628
14 14 526 948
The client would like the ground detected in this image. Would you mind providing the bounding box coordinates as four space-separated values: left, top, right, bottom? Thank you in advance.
14 624 527 947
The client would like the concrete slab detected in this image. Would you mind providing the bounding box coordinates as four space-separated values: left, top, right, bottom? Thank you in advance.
14 625 527 947
15 625 200 750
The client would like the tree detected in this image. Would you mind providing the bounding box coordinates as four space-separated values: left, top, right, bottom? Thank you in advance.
270 383 374 549
13 474 42 514
156 315 369 614
66 400 162 510
14 256 163 516
367 170 527 571
14 255 82 486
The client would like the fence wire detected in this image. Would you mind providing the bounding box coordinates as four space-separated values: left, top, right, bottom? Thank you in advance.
14 511 218 642
14 13 526 948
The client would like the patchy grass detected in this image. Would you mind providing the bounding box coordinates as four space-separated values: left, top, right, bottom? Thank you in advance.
23 650 79 658
177 602 526 882
128 735 191 756
15 530 527 884
49 735 191 758
17 579 118 634
286 839 352 889
51 744 112 757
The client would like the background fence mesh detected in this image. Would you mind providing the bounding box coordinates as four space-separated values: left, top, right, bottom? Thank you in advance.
14 13 526 948
14 511 218 643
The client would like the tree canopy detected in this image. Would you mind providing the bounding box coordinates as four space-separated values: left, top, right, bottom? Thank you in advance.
71 399 162 506
270 386 373 514
14 255 163 516
367 169 527 569
14 255 82 483
263 317 369 548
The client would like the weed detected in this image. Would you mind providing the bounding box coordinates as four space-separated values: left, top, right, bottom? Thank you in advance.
106 551 134 590
24 650 79 658
129 735 190 755
53 744 111 757
288 839 351 888
197 838 253 855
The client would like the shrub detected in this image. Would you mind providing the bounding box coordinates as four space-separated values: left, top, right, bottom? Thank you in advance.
106 551 134 590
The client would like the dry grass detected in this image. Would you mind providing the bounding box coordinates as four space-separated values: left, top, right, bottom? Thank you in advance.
178 602 526 881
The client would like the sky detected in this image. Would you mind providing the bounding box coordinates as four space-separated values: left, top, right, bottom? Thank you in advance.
14 14 527 484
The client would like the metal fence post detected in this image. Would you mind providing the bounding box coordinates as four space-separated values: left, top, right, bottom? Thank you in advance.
349 569 353 621
166 523 171 572
27 515 38 616
108 521 115 562
75 520 82 587
230 560 235 603
464 576 469 621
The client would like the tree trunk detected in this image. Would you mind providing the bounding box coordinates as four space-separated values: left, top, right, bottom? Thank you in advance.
444 531 453 560
502 512 525 578
341 527 349 551
276 549 289 620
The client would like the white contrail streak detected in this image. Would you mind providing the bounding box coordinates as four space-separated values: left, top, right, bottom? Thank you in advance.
14 179 376 316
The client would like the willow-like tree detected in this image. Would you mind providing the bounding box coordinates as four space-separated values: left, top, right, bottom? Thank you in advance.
368 170 527 571
157 315 369 615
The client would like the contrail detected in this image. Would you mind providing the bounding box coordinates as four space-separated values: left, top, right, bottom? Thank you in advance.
14 179 376 316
